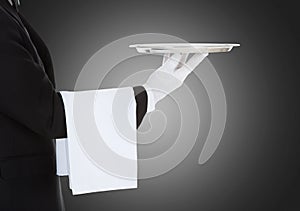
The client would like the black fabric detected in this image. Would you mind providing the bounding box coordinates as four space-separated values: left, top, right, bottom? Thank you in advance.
0 155 56 180
0 156 65 211
133 86 148 128
0 1 147 210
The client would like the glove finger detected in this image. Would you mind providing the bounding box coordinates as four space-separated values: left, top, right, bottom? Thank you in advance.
165 53 183 70
176 53 189 69
185 53 208 71
162 53 171 64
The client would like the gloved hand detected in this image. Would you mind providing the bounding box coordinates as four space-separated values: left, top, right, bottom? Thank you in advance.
144 53 208 112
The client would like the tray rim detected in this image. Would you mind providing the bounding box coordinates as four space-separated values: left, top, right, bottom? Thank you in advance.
129 43 240 48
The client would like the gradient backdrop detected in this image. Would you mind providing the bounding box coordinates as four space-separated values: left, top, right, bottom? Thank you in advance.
20 0 299 210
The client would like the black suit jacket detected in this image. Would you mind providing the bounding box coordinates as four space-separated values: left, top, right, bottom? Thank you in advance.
0 1 147 210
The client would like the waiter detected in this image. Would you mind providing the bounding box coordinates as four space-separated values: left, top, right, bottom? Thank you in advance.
0 0 207 210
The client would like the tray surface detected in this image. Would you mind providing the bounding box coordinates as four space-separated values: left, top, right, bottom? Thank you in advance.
129 43 240 54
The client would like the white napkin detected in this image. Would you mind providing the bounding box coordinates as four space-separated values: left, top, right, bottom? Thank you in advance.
56 87 137 195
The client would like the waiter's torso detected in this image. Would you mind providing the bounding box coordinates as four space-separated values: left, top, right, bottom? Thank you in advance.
0 1 65 210
0 1 56 159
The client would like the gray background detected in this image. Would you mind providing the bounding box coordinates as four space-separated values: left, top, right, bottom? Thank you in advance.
21 0 299 210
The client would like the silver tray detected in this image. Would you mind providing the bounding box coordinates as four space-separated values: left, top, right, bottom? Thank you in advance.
129 43 240 54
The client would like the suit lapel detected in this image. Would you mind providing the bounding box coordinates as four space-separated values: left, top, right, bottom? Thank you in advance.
1 1 45 69
0 0 23 29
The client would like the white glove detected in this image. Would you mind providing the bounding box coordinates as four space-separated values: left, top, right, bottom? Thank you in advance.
144 53 208 112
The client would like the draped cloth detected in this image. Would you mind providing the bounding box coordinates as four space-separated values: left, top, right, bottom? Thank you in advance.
56 87 137 195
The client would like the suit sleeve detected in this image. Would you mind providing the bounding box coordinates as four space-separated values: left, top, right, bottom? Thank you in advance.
18 13 56 87
19 14 150 130
0 11 148 140
0 11 67 139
